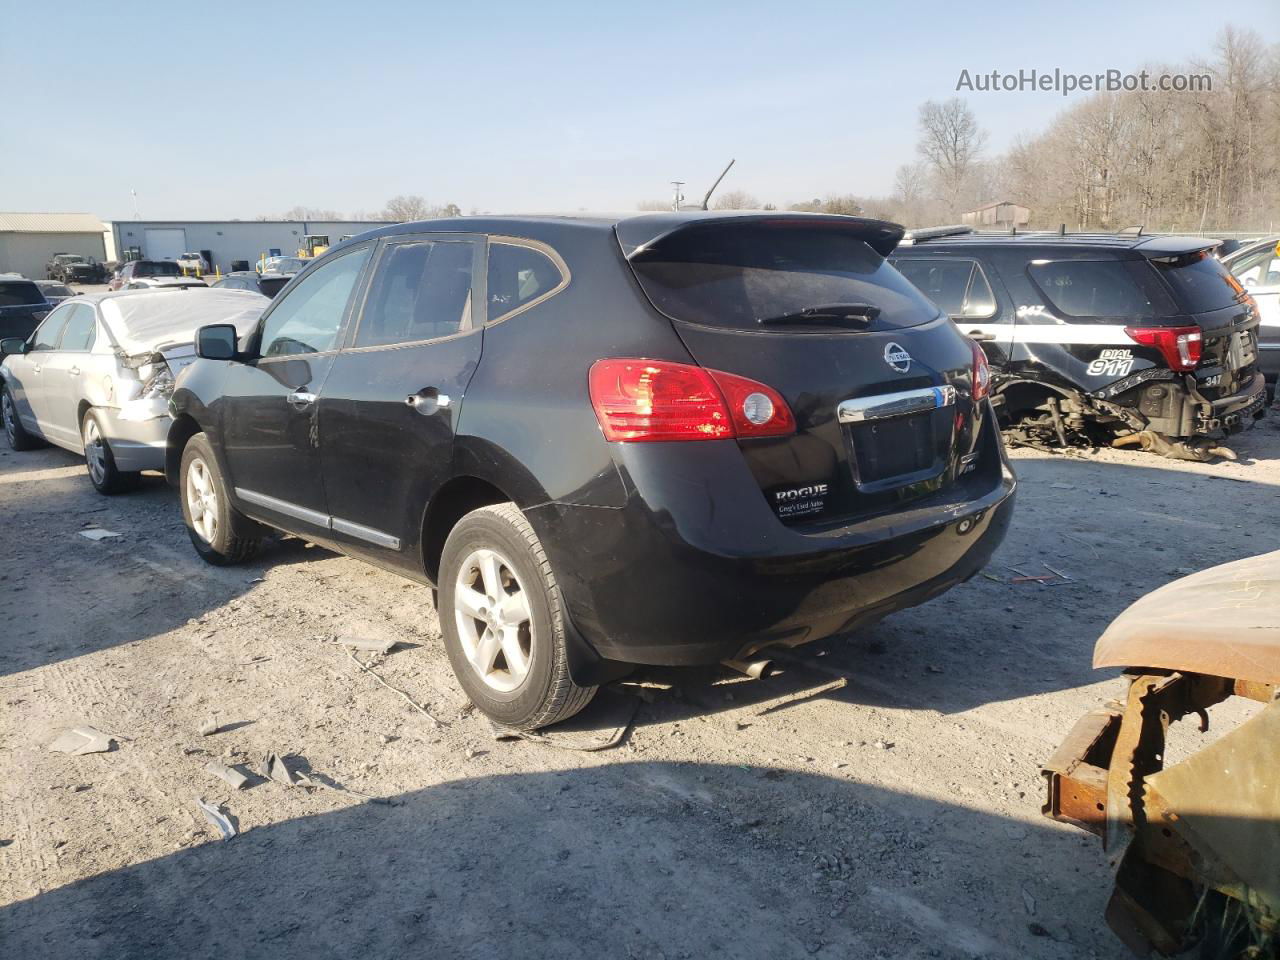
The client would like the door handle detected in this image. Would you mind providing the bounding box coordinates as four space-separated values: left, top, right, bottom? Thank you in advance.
31 364 41 374
287 390 317 409
406 389 451 414
967 331 996 342
68 365 81 376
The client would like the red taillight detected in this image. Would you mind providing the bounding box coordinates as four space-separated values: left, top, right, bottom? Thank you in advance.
588 358 795 442
970 340 991 403
1124 325 1202 372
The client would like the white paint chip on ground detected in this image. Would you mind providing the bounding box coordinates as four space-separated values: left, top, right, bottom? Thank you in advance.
80 529 121 541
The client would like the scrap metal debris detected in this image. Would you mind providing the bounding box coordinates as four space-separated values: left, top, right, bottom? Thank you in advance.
48 726 115 755
1042 551 1280 957
198 718 220 737
487 690 639 752
78 529 120 541
337 636 399 655
195 797 236 840
204 760 249 790
260 752 296 787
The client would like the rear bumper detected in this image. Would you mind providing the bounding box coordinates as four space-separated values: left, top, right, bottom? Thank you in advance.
96 406 170 472
529 408 1016 666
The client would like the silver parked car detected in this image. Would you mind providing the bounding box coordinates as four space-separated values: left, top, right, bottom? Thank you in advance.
0 288 268 493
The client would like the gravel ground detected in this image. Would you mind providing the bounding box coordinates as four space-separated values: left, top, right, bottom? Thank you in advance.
2 418 1278 960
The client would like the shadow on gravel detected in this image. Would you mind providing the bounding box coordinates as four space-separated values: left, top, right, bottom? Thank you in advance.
0 761 1127 960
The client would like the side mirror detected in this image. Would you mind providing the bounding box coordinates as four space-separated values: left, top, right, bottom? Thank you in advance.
196 324 239 361
0 337 27 357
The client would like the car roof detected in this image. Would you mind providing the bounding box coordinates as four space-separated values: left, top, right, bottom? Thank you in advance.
337 210 907 257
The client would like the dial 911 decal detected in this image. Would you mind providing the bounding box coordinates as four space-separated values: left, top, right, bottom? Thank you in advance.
1086 348 1134 377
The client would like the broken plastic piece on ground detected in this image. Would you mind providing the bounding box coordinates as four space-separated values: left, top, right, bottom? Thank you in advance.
198 718 219 736
204 760 249 790
196 797 236 840
78 529 120 541
337 636 398 654
48 726 115 755
260 752 296 786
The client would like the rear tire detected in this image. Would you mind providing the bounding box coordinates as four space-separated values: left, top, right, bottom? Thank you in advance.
179 433 264 565
438 502 596 730
82 408 141 495
2 387 43 451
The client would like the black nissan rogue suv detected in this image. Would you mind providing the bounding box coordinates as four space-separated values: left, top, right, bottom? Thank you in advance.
167 213 1016 728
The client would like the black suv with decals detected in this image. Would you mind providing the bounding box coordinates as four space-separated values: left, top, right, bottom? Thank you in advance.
892 228 1266 461
166 212 1015 729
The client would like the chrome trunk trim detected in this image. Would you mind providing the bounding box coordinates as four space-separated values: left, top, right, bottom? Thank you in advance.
837 385 956 424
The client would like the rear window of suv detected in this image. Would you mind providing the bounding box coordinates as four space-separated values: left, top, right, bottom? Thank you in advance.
1027 259 1174 320
1151 250 1247 314
136 261 182 277
0 281 45 306
627 224 939 331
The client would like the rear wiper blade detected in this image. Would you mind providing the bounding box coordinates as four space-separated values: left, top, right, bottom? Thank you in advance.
756 303 881 326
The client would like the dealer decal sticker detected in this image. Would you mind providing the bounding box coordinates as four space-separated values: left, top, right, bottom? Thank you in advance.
771 483 829 519
1086 348 1134 377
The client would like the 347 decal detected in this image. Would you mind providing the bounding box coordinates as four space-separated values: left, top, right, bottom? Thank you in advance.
1086 348 1134 377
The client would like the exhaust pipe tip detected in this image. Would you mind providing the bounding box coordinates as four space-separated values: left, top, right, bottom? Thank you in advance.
722 657 777 680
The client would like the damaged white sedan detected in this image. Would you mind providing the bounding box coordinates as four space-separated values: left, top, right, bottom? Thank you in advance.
0 288 267 493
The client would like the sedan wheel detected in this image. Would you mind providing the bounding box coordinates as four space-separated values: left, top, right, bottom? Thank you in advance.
454 547 533 693
185 456 219 544
83 416 106 486
2 393 16 447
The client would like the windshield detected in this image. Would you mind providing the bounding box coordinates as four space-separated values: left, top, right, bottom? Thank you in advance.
59 255 86 264
627 224 938 331
0 281 47 307
1153 250 1249 314
137 261 183 277
37 282 73 297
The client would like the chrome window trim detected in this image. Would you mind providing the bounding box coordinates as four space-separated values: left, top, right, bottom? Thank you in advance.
837 385 956 424
485 236 571 325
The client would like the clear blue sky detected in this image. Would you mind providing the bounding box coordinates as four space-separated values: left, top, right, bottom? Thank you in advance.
2 0 1276 219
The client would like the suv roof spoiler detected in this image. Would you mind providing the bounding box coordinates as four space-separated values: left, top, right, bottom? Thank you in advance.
899 225 974 245
1131 235 1223 259
617 213 905 260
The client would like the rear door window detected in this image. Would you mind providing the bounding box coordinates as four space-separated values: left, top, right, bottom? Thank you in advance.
355 239 475 347
627 224 938 331
30 306 71 350
487 241 565 321
1027 260 1174 321
59 304 97 351
1152 250 1248 313
892 258 996 319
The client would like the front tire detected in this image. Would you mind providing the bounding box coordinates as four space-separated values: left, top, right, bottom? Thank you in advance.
82 408 140 494
179 433 264 565
438 502 596 730
2 387 42 451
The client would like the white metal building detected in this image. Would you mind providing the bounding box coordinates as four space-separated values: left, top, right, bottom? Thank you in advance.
0 213 108 279
103 219 393 273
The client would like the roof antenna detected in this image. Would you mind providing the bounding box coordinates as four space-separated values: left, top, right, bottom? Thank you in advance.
1059 223 1066 236
701 159 736 211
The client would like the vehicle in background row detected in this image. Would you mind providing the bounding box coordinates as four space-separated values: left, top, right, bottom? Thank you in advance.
892 227 1265 461
176 252 210 274
0 288 268 494
167 212 1015 729
45 253 107 284
34 280 78 306
1042 551 1278 957
124 276 208 291
210 271 295 299
0 277 52 341
255 255 308 275
1221 236 1280 391
108 259 186 291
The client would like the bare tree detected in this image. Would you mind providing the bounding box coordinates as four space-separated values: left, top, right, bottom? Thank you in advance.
917 98 988 215
382 195 435 221
712 189 761 210
274 205 344 221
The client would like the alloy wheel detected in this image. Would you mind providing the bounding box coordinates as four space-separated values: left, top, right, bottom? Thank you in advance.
185 457 218 543
453 547 533 693
2 394 15 446
83 417 106 486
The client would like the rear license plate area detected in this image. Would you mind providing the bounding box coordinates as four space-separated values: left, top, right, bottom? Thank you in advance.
847 410 948 492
